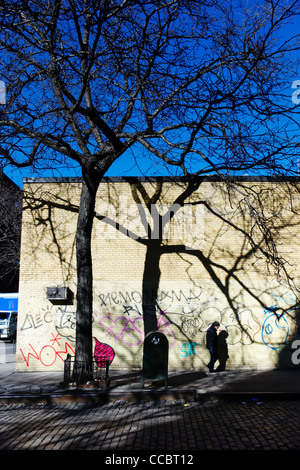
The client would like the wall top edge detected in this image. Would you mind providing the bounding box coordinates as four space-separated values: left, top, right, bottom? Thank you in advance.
23 175 300 184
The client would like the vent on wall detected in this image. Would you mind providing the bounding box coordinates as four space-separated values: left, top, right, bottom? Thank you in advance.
46 287 73 303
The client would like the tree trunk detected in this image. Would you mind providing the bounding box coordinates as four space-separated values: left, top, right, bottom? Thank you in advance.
74 171 101 382
142 239 161 336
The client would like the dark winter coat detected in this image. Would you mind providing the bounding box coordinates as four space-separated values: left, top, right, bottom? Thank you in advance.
206 325 218 350
217 330 229 361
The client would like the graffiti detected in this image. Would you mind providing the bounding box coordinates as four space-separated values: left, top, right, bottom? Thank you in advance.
180 342 200 357
180 315 200 338
55 307 76 341
17 285 300 371
20 310 53 331
260 292 300 350
20 333 75 367
20 306 76 342
99 315 143 347
178 306 261 346
19 286 264 354
19 333 115 369
93 337 115 367
98 310 177 348
261 305 289 350
98 286 202 307
97 289 262 348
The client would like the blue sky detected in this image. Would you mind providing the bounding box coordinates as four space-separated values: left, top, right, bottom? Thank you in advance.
4 144 173 188
2 2 300 189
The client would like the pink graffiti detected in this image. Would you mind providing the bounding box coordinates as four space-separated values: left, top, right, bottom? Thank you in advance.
98 311 176 347
98 315 143 346
93 337 115 367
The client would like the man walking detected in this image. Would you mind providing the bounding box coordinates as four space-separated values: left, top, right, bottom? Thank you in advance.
206 321 220 372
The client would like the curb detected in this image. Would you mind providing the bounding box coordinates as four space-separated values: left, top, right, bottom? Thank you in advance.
0 389 300 405
0 388 197 405
196 391 300 402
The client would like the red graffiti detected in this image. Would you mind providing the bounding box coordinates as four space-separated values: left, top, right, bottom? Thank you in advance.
50 332 61 346
20 333 75 367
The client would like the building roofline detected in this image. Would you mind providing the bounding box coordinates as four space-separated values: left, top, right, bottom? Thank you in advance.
23 175 300 184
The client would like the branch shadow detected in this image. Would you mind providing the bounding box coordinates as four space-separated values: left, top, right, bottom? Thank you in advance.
21 176 300 372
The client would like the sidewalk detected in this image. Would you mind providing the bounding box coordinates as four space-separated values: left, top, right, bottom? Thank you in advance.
1 359 300 404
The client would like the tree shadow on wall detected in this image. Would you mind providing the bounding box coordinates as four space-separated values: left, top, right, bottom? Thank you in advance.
22 183 78 284
128 177 204 336
122 177 300 359
22 177 300 370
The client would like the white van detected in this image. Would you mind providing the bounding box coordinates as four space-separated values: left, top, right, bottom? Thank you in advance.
0 311 17 341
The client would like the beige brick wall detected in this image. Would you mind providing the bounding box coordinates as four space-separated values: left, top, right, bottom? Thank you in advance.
16 177 300 372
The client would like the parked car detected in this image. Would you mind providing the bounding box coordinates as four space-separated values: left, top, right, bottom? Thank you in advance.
0 311 17 341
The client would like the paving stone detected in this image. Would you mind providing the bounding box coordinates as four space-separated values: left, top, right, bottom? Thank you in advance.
0 400 300 450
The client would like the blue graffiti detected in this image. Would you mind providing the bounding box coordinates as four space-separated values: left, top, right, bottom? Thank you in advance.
261 305 289 350
181 342 199 357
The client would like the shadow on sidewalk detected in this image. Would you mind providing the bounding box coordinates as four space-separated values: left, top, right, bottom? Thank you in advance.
106 370 207 390
163 371 207 387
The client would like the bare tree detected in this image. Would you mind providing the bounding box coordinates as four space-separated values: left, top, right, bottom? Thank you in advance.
0 171 22 292
0 0 299 379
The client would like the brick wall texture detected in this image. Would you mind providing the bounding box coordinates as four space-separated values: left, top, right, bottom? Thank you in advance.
16 177 300 372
